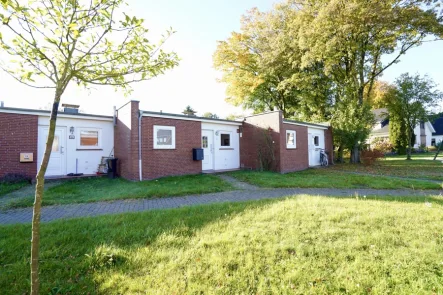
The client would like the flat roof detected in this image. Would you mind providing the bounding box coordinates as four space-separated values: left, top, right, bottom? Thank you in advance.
142 110 243 125
0 107 113 119
283 119 329 129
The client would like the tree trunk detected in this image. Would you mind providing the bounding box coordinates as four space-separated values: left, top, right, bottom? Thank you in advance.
350 144 360 163
337 145 344 163
30 94 61 295
406 128 412 161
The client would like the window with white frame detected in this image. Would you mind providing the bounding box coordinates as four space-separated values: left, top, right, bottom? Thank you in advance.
220 133 231 147
154 125 175 149
286 130 296 149
78 128 101 149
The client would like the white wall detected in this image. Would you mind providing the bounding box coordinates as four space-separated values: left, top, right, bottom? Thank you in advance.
202 122 240 171
432 135 443 146
38 115 114 175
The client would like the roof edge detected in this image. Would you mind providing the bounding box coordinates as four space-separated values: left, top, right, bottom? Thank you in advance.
0 107 113 119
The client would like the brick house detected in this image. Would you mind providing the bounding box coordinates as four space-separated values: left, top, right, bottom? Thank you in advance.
0 100 333 181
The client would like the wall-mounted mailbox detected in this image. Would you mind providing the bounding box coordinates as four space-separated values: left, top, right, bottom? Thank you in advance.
193 148 204 161
20 153 34 163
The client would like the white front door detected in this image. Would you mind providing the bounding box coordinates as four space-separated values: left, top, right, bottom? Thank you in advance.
308 131 324 166
202 130 214 171
38 126 66 176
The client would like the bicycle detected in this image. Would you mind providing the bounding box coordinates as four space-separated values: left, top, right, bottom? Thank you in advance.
320 149 329 167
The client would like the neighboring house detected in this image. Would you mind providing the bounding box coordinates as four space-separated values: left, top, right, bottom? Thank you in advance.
431 115 443 146
369 108 435 148
0 100 333 180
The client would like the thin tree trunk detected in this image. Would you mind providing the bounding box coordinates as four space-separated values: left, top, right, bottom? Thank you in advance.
350 144 360 163
30 93 61 295
406 127 412 160
337 145 344 163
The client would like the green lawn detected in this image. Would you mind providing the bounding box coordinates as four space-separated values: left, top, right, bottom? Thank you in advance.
2 174 233 209
228 169 441 190
0 181 29 197
1 195 443 294
329 153 443 181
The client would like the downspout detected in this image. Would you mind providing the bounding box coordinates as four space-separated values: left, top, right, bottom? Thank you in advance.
138 110 143 181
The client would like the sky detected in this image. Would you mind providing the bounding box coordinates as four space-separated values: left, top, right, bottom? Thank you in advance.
1 0 443 117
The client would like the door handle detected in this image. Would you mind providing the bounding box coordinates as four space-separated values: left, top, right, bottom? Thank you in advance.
61 146 64 154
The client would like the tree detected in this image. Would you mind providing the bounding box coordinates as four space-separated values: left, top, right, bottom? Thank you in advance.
0 1 179 294
214 0 443 163
202 112 219 119
293 0 443 162
386 73 443 160
213 7 333 118
182 105 197 116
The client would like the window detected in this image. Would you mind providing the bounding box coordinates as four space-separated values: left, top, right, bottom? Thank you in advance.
432 138 436 146
314 136 320 146
221 133 230 147
202 136 208 148
286 130 296 149
153 125 175 149
78 128 101 149
420 121 425 129
52 135 60 152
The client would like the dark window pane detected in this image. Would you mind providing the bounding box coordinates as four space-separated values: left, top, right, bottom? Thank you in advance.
221 134 230 146
314 136 319 146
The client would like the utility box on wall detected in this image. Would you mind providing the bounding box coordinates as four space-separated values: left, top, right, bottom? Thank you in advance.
20 153 34 163
193 148 204 161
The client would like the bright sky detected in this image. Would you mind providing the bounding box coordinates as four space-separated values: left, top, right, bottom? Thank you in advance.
1 0 442 117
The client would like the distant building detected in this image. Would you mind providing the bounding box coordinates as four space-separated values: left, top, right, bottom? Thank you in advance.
369 108 435 148
431 115 443 146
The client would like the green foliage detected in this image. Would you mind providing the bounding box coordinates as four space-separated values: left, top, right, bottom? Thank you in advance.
202 112 219 119
389 114 409 155
386 73 443 158
2 195 443 294
214 0 443 161
182 105 196 116
0 0 179 92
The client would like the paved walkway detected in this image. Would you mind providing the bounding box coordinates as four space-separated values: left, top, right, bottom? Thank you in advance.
1 186 441 225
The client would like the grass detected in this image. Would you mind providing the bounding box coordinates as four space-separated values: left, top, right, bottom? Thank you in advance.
2 174 233 210
228 169 441 190
329 153 443 181
0 181 29 197
1 195 443 294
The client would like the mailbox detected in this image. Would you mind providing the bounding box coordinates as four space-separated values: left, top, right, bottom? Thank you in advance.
193 148 204 161
20 153 34 163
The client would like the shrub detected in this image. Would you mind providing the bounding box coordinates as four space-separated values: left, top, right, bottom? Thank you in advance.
370 137 393 154
361 149 385 166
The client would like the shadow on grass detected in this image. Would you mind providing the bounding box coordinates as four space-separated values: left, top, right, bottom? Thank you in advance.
2 193 443 294
0 199 278 294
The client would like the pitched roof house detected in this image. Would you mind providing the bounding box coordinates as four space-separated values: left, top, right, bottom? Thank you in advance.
369 108 436 147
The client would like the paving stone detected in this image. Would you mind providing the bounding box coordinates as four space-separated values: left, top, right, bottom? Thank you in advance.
0 187 441 225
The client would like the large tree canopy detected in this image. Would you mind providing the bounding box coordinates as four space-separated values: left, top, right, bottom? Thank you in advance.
214 0 443 162
0 1 179 294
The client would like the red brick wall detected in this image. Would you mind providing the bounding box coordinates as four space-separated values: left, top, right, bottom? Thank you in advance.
279 123 309 173
114 101 140 180
324 126 334 164
0 112 38 179
141 117 202 180
240 112 282 171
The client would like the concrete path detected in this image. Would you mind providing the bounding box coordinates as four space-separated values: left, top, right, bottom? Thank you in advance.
0 187 441 225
